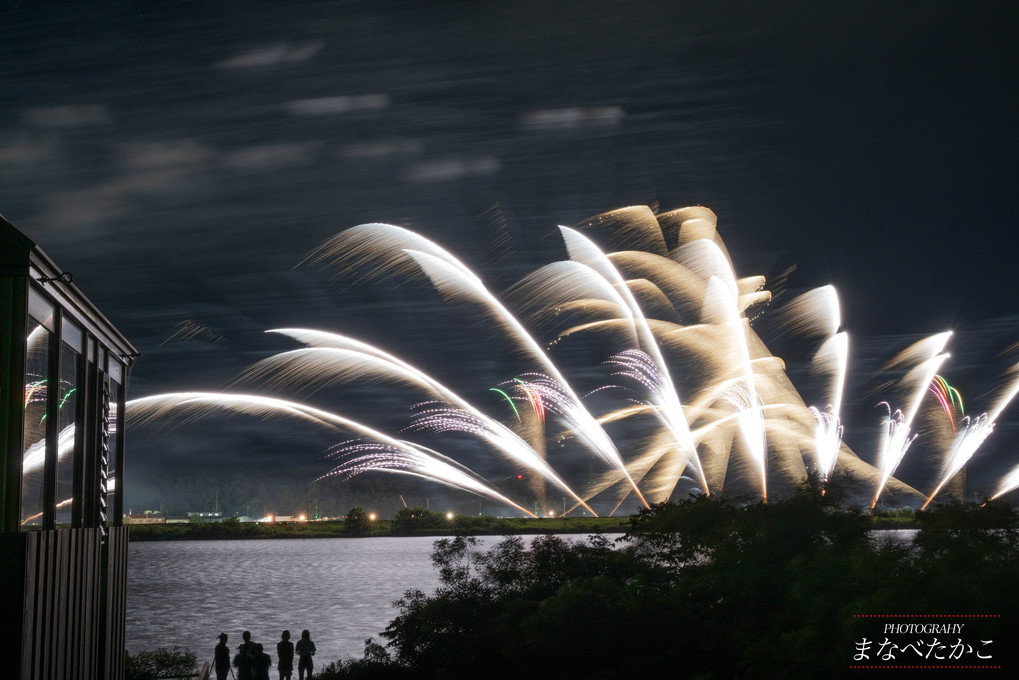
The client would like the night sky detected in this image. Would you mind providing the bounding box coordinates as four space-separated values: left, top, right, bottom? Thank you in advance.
4 1 1019 511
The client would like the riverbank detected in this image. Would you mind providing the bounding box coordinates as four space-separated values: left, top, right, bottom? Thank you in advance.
127 511 917 541
127 515 632 541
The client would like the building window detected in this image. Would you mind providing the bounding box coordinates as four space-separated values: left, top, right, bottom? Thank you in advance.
106 378 121 525
21 320 51 529
55 335 81 527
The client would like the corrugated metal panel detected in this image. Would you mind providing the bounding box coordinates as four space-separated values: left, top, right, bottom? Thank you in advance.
16 528 127 680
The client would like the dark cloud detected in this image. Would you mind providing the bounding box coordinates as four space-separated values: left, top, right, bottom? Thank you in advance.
215 41 325 70
402 156 502 183
21 104 111 128
283 95 391 116
518 107 626 132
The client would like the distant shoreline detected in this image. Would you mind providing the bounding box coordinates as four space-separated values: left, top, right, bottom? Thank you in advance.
126 513 916 541
126 515 633 541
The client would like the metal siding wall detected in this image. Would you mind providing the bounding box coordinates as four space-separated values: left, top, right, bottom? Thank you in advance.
105 526 129 680
69 533 82 677
16 528 126 680
53 532 65 677
0 533 26 678
84 530 100 677
37 532 51 680
19 532 36 680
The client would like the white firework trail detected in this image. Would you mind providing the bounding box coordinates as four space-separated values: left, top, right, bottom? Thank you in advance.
782 286 850 484
933 363 1019 507
811 331 849 481
126 392 538 515
323 440 536 517
128 206 1019 511
922 414 993 510
701 274 768 500
872 403 918 509
557 226 703 499
605 349 660 391
403 396 586 502
808 405 844 483
600 349 709 498
245 332 598 514
992 463 1019 501
871 335 952 509
403 247 646 508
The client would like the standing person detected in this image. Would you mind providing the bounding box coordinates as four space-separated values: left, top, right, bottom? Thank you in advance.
239 630 255 656
277 630 295 680
214 633 231 680
233 642 254 680
235 629 258 680
252 643 272 680
295 630 316 680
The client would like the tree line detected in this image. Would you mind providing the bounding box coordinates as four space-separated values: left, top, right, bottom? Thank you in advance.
320 489 1019 679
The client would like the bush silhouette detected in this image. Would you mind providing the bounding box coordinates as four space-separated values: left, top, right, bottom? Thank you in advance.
324 493 1019 678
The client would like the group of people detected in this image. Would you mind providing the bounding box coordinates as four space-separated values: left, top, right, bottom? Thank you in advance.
214 629 316 680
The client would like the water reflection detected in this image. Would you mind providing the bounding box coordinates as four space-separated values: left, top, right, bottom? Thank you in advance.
127 534 621 663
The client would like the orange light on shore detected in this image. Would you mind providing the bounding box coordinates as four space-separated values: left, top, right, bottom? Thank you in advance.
369 512 377 521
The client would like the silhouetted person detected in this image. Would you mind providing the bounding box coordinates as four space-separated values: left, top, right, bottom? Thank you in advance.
239 630 255 656
234 642 254 680
277 630 295 680
214 633 231 680
295 630 316 680
252 643 272 680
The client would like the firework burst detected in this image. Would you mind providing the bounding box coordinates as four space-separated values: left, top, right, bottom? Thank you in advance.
126 205 1019 513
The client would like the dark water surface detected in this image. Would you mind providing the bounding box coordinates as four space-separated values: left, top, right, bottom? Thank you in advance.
127 536 445 665
128 530 912 664
127 534 625 665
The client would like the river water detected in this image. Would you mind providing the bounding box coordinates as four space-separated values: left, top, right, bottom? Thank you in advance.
127 530 913 665
127 536 450 666
127 534 621 666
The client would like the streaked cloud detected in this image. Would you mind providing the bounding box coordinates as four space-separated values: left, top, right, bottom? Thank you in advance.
338 139 424 159
39 168 188 232
0 136 59 165
519 106 625 131
118 140 217 169
221 142 322 171
21 105 111 129
216 41 324 69
283 94 390 116
403 156 501 183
